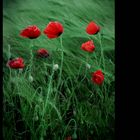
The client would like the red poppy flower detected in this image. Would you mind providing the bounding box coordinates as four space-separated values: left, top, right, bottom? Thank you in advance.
64 136 72 140
20 25 41 39
92 70 104 85
43 21 64 39
81 40 95 52
7 57 25 69
37 48 49 58
86 21 100 35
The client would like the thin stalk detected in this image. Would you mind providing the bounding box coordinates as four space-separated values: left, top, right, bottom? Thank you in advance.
29 40 34 73
24 40 34 77
57 36 64 89
86 52 90 64
98 33 105 70
87 36 99 66
41 62 55 121
46 61 55 101
62 118 77 139
8 44 12 81
8 44 11 60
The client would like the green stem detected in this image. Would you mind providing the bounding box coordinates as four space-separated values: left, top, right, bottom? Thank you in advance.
24 40 33 77
8 44 11 60
46 61 55 100
29 40 34 73
87 36 99 67
15 71 20 93
8 44 12 81
9 67 12 82
98 33 105 70
62 118 77 139
94 52 99 67
41 61 55 120
57 36 64 89
86 52 90 64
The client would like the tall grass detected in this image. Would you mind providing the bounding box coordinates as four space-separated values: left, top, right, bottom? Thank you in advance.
3 0 115 139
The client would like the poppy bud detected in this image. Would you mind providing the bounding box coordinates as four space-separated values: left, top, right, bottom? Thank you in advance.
29 75 34 82
86 63 91 69
53 64 59 71
34 115 39 121
72 132 77 139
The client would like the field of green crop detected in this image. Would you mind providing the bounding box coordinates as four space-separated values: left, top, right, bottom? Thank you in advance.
3 0 115 139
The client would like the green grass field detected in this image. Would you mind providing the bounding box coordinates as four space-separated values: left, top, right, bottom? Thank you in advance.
3 0 115 139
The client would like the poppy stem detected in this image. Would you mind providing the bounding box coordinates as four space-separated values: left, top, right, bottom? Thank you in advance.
98 33 105 70
62 118 77 139
94 51 99 67
87 36 99 66
46 61 55 100
9 67 12 81
8 45 12 80
57 36 64 89
86 52 90 63
8 44 11 60
24 40 34 77
29 40 34 73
